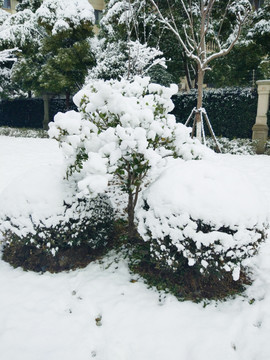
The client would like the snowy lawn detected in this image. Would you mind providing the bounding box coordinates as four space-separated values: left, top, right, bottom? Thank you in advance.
0 136 270 360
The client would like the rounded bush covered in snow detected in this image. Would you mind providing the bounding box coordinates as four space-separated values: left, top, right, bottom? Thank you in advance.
2 194 114 255
136 159 268 281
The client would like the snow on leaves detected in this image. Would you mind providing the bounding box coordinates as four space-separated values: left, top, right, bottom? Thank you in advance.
88 38 166 81
49 77 207 200
0 0 95 50
36 0 95 35
0 9 42 49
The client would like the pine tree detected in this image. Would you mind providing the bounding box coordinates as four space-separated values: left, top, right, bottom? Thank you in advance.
0 0 96 127
35 0 95 110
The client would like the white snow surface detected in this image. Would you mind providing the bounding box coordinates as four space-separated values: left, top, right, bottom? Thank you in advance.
140 158 268 229
1 136 270 359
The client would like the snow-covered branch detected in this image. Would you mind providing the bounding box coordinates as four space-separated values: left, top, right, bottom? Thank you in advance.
149 0 251 70
0 48 18 62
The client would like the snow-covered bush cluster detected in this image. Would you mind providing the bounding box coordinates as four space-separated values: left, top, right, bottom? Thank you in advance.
48 76 208 238
1 194 114 256
206 137 257 155
88 38 166 82
35 0 95 34
87 0 166 82
137 160 267 281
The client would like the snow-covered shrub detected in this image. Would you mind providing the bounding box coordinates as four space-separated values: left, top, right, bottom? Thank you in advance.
206 137 257 155
49 76 210 240
89 0 166 82
137 159 268 281
2 194 114 256
88 38 166 82
0 126 48 138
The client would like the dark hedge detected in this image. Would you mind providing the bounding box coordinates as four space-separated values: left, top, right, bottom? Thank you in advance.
0 98 77 129
0 89 267 139
0 98 43 128
172 87 260 139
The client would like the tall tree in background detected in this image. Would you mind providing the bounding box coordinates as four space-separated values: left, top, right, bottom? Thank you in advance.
88 0 169 83
15 0 42 12
149 0 252 141
0 0 95 127
0 7 43 98
35 0 95 110
203 0 269 87
0 6 19 98
248 0 270 79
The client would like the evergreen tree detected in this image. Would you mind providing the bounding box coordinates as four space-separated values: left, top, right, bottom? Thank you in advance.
204 0 270 87
0 0 96 126
35 0 95 108
15 0 42 12
248 0 270 79
89 0 169 84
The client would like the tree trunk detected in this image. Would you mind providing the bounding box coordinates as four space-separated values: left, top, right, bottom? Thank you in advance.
194 1 207 142
195 68 204 142
181 52 193 91
42 93 51 130
127 191 136 242
65 91 70 110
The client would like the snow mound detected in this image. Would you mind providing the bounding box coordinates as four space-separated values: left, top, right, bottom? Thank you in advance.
0 163 68 236
143 159 267 229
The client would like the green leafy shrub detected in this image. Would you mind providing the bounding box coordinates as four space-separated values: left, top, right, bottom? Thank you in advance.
0 98 43 128
49 76 208 242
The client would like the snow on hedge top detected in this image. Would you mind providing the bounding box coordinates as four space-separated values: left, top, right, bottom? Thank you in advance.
36 0 95 34
141 158 267 229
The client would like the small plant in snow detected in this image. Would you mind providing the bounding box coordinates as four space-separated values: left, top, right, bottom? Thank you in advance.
0 126 48 138
49 76 209 241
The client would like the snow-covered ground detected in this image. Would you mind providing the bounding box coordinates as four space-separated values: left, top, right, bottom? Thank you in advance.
0 135 270 360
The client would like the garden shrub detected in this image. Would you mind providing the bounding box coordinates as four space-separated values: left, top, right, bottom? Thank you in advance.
1 194 115 272
48 76 210 241
206 137 257 155
136 159 267 286
172 88 259 139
